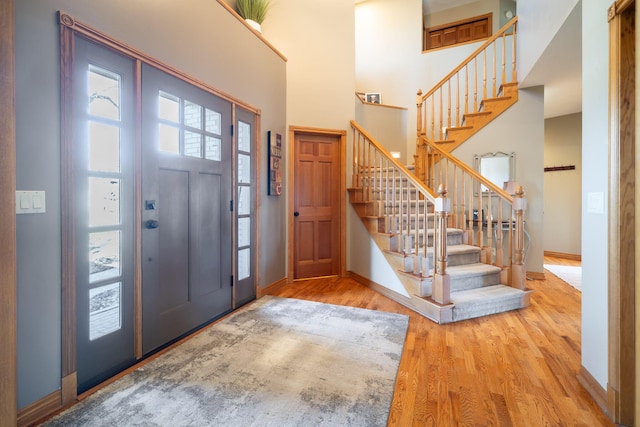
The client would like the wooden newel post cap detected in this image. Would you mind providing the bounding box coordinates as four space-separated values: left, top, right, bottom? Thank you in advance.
435 185 450 212
513 185 527 211
437 184 447 198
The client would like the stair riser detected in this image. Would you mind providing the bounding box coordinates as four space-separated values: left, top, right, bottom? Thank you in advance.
399 232 463 252
362 216 385 234
452 293 530 322
450 271 501 292
461 113 492 129
351 202 374 217
426 233 462 247
423 250 480 271
396 272 431 297
390 217 435 231
371 232 395 252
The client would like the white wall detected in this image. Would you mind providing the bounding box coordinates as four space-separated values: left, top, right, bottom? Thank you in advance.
348 206 409 297
581 0 610 390
544 113 582 256
356 0 486 157
452 87 545 275
264 0 355 131
517 0 580 82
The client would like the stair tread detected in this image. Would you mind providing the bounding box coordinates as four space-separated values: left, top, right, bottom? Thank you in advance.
446 125 474 131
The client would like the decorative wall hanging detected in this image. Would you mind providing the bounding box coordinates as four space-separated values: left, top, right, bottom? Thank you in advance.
268 131 282 196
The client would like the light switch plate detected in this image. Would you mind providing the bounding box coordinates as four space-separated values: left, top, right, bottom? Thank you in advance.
587 192 604 214
16 191 46 214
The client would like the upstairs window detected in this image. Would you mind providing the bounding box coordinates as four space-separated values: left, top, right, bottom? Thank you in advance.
423 13 492 51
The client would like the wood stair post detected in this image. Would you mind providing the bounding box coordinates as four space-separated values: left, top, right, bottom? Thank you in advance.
511 185 527 290
432 185 451 304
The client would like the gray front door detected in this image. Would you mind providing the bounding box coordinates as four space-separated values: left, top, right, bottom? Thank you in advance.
141 64 233 354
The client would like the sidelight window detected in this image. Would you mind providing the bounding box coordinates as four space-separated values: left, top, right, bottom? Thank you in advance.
86 64 126 341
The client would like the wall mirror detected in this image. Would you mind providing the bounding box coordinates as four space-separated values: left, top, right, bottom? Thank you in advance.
473 151 515 193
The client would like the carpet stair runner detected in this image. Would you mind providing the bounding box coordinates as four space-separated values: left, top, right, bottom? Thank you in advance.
348 178 531 324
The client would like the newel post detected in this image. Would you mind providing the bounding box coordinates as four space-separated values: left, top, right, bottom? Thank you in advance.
433 185 451 304
511 185 527 290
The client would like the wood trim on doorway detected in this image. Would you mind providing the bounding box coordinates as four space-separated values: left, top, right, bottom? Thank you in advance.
607 0 635 425
287 126 347 282
0 0 17 424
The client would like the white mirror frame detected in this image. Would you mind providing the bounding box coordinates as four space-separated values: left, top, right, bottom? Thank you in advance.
473 151 515 193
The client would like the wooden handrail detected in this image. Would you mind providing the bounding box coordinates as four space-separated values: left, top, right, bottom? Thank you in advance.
418 136 513 202
420 16 518 102
352 120 437 199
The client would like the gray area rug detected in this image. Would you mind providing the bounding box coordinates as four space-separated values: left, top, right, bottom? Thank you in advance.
544 264 582 291
43 296 409 426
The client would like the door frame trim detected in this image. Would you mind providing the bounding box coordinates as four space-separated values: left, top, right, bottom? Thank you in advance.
607 0 635 424
0 0 17 423
287 126 347 282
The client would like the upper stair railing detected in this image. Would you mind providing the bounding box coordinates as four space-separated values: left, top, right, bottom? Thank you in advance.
416 17 518 144
417 137 527 290
351 120 454 304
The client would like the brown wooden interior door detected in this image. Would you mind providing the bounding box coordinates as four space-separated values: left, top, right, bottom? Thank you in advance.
293 132 341 279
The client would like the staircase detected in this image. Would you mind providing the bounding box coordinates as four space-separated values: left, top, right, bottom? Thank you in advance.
414 17 520 182
349 17 532 324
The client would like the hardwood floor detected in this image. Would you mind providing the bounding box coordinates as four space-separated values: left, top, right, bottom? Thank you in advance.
268 257 612 426
544 254 582 267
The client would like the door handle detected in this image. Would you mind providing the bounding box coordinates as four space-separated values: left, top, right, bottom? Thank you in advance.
145 219 159 229
294 211 299 217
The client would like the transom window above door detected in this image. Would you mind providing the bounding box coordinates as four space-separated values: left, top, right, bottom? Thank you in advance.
157 91 223 161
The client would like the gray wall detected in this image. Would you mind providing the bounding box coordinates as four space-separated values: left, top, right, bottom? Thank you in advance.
15 0 286 409
452 87 545 275
544 113 582 256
